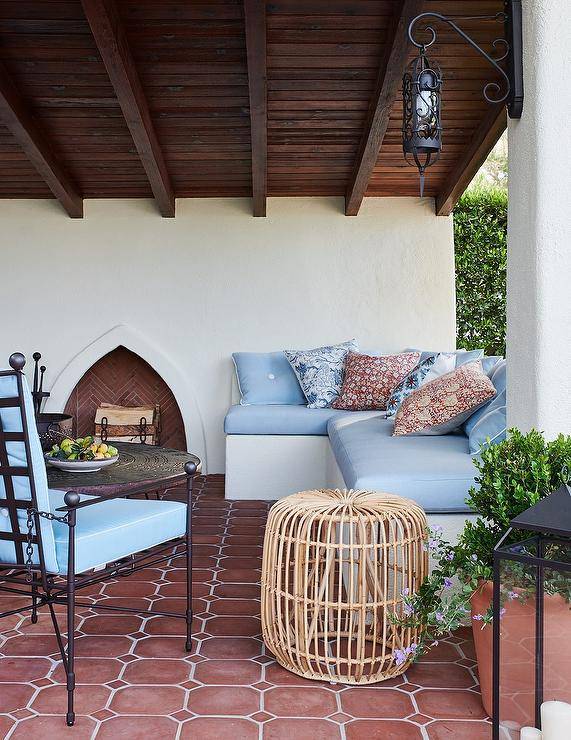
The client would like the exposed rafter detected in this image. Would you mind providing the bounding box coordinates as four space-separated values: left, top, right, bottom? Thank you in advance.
81 0 175 217
436 105 507 216
244 0 267 217
0 62 83 218
345 0 425 216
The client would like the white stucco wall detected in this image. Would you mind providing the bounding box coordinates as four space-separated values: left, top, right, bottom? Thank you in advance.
0 196 455 471
507 0 571 437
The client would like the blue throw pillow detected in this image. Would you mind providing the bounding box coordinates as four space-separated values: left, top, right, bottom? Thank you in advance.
232 352 306 406
405 348 484 366
469 405 507 454
284 340 357 409
386 354 437 418
463 359 506 436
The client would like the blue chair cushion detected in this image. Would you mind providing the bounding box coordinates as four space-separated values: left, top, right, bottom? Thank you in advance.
328 415 476 513
463 359 506 436
0 371 59 574
224 404 383 436
48 490 187 575
232 352 306 406
468 405 507 454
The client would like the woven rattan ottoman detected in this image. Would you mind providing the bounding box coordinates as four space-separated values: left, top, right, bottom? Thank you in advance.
261 488 428 684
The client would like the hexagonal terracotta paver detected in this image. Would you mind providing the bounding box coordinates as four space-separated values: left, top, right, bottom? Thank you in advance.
188 686 260 716
264 687 337 717
110 685 186 715
0 479 491 738
341 688 415 719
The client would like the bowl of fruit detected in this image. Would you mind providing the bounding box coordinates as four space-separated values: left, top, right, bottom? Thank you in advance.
45 436 119 473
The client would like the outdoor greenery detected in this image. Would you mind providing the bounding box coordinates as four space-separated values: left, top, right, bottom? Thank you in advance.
391 429 571 663
454 186 508 356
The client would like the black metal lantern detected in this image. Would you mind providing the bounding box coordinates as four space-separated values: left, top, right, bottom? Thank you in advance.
492 485 571 739
403 0 524 196
402 49 442 197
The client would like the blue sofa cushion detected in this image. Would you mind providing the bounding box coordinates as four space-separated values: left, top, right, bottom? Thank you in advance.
0 371 59 574
463 359 506 436
284 339 357 409
468 405 507 454
48 490 187 575
232 351 306 406
225 404 383 436
328 415 475 513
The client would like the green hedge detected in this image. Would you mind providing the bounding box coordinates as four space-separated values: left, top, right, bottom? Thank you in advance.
454 187 507 356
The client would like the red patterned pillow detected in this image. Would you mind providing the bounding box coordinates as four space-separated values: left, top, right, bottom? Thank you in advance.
393 361 496 436
332 352 420 411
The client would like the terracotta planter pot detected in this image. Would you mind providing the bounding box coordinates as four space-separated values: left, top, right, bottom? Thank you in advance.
471 581 571 726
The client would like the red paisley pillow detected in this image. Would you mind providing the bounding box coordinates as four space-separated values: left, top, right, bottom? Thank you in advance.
332 352 420 411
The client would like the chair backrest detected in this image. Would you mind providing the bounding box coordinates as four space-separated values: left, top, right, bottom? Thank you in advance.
0 355 58 574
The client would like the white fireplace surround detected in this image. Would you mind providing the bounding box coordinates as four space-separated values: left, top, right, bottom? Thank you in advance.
44 323 208 470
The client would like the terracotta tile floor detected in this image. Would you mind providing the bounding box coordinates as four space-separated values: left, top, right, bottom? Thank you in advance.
0 476 491 739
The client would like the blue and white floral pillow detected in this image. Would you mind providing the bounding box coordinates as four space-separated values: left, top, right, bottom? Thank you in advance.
284 340 357 409
385 354 436 418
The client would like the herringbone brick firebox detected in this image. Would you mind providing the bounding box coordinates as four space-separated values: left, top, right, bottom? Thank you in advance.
64 346 186 450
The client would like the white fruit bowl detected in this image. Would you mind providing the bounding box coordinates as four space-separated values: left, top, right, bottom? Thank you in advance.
45 455 119 473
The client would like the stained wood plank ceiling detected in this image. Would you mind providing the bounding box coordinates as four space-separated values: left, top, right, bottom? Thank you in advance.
0 0 506 217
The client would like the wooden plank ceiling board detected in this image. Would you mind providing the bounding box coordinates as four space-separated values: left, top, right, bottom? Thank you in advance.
0 0 506 214
244 0 267 216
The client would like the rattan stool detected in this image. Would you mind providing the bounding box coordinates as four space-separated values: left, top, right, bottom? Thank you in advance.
261 488 428 684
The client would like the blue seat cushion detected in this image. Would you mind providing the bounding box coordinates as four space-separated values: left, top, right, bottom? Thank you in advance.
48 490 187 575
328 416 476 513
224 404 383 436
232 352 306 406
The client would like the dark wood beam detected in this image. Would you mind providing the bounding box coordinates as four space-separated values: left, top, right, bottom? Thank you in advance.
0 62 83 218
243 0 267 217
345 0 424 216
436 105 507 216
81 0 175 217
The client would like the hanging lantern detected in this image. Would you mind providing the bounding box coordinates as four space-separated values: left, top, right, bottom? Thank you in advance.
402 48 442 197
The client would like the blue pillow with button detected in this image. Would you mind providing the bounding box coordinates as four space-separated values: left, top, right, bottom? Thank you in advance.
232 352 306 406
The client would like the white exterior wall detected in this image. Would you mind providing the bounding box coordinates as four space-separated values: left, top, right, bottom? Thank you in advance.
507 0 571 437
0 196 455 471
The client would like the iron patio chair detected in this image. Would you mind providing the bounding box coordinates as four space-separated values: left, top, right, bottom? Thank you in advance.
0 353 196 726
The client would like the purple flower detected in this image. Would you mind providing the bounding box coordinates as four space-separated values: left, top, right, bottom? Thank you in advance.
445 552 454 561
473 614 484 621
435 611 444 622
471 554 478 562
428 538 439 550
443 577 453 590
394 649 406 666
507 591 518 600
499 608 506 619
403 603 414 616
432 525 443 534
401 588 409 597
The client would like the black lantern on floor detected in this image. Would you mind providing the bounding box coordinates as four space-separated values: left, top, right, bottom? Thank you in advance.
492 485 571 739
403 0 524 196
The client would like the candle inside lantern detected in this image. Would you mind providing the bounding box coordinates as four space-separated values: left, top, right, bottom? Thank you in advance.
541 701 571 739
520 727 542 739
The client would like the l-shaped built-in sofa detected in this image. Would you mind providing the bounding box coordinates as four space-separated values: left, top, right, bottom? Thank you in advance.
224 355 506 541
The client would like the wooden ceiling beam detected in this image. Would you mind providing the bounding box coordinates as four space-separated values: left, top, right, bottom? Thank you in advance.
244 0 267 217
81 0 175 217
0 61 83 217
345 0 424 216
436 104 507 216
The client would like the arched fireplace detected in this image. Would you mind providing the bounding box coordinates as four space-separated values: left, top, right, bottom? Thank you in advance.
64 346 186 450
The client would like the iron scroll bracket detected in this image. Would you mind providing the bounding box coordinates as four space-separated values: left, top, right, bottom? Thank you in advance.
408 0 523 118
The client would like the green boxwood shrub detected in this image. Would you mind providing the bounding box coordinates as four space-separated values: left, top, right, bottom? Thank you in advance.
454 187 507 356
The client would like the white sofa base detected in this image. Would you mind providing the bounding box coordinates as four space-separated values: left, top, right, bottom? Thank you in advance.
225 434 474 542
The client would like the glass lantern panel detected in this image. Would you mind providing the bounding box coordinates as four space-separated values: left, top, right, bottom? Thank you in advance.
498 555 538 738
542 540 571 708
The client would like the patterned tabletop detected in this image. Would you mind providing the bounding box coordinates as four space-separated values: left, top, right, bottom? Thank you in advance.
46 441 201 495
